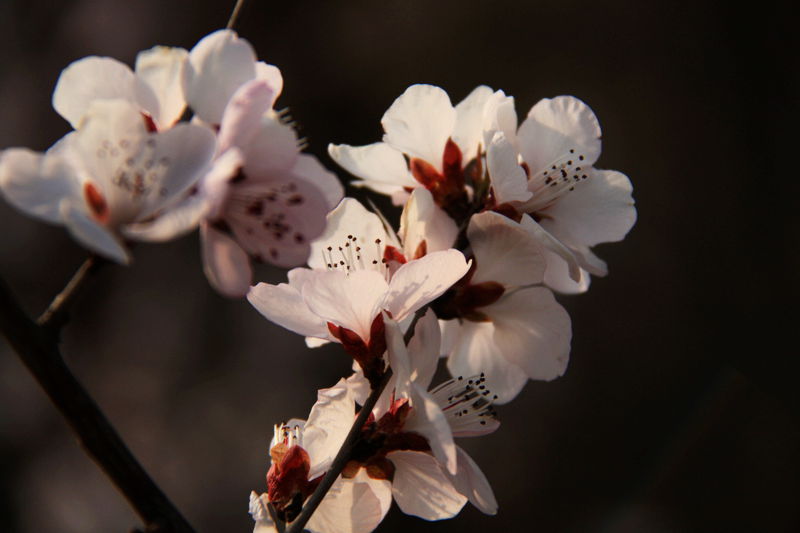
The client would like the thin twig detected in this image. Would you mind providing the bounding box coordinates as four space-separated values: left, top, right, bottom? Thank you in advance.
37 255 104 330
226 0 249 30
0 276 195 533
285 308 428 533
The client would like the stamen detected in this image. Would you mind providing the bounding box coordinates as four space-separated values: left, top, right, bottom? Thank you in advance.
429 373 498 433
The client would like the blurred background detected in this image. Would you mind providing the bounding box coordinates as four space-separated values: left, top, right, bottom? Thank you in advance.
1 0 798 531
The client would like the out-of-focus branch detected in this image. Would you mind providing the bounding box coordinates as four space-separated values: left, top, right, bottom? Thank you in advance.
37 255 104 330
285 308 428 533
0 275 195 533
226 0 249 30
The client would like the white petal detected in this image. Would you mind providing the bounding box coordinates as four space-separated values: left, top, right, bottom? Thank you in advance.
517 95 602 173
217 80 277 155
60 199 130 264
381 84 456 170
122 189 206 242
384 314 412 396
240 116 299 177
52 56 158 129
302 269 388 341
328 142 418 194
452 85 494 162
519 214 582 283
387 450 466 520
406 309 441 389
186 29 258 125
482 90 519 149
68 99 214 223
468 211 545 287
405 384 457 475
255 61 284 105
308 198 390 271
399 188 458 256
134 122 217 220
201 223 252 297
539 168 636 247
485 131 532 205
0 147 81 224
247 270 331 339
541 246 591 294
308 471 391 533
445 320 528 404
135 46 189 129
384 250 470 322
447 446 497 515
488 287 571 386
249 492 278 533
303 379 355 478
289 154 344 210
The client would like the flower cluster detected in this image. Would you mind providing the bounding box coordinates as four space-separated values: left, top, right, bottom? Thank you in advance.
0 28 636 533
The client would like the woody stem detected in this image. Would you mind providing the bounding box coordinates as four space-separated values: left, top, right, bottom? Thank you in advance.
0 269 195 533
285 308 427 533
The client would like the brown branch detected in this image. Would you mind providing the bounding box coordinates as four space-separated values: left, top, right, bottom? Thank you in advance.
37 255 104 330
226 0 249 30
285 308 428 533
0 275 195 533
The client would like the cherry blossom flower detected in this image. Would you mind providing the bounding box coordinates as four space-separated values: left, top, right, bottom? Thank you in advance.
52 46 189 133
250 379 390 533
169 79 343 297
436 211 572 403
0 99 216 263
486 96 637 293
248 196 466 382
329 84 509 217
342 310 499 520
184 29 283 126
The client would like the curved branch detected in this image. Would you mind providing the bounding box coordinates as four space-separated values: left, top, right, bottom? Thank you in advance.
0 275 195 533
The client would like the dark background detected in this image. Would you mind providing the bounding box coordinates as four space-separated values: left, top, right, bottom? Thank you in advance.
1 0 798 531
